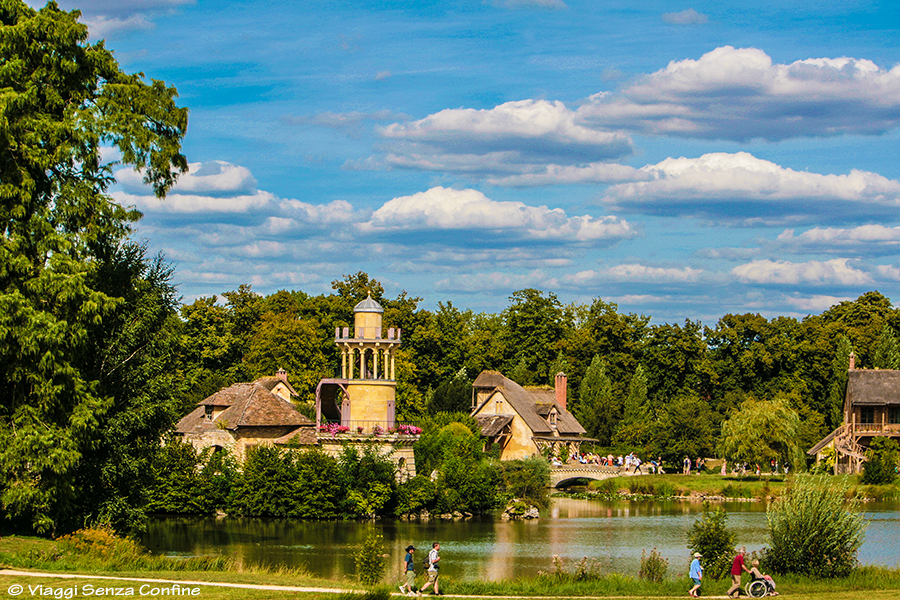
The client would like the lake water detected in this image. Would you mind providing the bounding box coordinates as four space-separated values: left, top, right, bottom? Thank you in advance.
140 498 900 582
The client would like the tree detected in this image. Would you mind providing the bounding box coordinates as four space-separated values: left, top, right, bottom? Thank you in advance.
0 1 187 535
613 364 651 446
826 336 853 430
873 323 900 370
861 436 899 485
576 355 616 445
650 394 716 464
500 289 568 386
719 396 803 470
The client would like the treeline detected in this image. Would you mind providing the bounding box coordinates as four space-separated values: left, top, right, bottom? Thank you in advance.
177 274 900 467
148 416 549 519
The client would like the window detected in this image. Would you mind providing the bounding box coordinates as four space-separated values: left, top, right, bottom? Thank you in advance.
860 406 875 424
205 406 214 421
549 411 557 426
890 407 900 425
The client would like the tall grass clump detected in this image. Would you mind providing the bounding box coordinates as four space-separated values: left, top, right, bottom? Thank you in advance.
639 548 668 583
766 474 865 578
588 478 617 495
538 555 603 582
354 532 386 585
687 501 735 580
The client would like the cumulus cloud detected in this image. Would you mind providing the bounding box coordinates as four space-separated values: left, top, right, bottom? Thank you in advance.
731 258 872 285
877 265 900 280
577 46 900 141
362 186 637 243
601 152 900 225
564 264 704 284
377 99 633 180
662 9 708 25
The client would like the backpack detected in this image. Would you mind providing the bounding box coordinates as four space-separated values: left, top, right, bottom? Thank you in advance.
424 556 430 570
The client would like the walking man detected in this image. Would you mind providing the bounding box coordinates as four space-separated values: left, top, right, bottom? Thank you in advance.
688 552 703 597
399 544 419 596
727 547 750 598
420 542 441 595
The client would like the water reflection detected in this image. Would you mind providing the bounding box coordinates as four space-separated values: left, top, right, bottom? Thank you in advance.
140 498 900 582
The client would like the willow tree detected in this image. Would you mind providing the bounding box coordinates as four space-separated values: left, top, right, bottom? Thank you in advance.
0 1 187 534
719 396 803 469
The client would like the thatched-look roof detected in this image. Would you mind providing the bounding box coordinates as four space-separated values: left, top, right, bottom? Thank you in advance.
472 371 587 436
176 382 314 434
847 369 900 405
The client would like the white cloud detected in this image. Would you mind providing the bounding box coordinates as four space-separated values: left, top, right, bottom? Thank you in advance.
488 0 567 9
877 265 900 280
114 190 275 213
117 161 257 195
662 9 708 25
50 0 194 38
601 152 900 225
565 264 704 283
487 162 649 186
434 271 555 293
782 294 854 312
732 258 872 285
577 46 900 141
362 186 637 242
377 99 633 178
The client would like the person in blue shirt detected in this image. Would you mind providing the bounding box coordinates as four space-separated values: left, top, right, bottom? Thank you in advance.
399 545 419 596
689 552 703 597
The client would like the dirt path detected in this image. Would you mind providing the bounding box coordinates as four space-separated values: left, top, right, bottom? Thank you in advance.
0 569 731 598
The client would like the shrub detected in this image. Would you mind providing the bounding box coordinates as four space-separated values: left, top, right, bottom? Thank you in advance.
765 475 865 577
626 478 655 495
588 478 617 495
862 437 899 485
687 502 735 580
639 548 669 583
502 456 550 507
354 532 386 585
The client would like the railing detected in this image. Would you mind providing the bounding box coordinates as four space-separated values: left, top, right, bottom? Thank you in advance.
317 420 422 438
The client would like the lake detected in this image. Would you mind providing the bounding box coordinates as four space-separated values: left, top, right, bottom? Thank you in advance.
140 497 900 582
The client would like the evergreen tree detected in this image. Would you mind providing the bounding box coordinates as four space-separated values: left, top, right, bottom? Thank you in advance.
826 336 853 430
873 324 900 370
576 355 616 445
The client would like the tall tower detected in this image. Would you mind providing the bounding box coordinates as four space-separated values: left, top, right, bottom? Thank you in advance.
332 294 401 431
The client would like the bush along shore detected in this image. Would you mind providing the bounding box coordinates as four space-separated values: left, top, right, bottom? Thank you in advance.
553 473 900 502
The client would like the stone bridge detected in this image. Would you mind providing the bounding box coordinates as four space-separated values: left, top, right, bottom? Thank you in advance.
550 464 646 488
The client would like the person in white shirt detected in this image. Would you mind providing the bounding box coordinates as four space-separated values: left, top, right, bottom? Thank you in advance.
420 542 442 595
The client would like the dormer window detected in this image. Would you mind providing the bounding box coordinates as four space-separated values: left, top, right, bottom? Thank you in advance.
549 410 558 426
205 406 214 421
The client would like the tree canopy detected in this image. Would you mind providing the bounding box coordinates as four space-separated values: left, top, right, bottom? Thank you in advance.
0 0 187 534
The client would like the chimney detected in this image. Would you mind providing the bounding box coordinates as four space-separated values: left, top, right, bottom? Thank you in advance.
277 368 288 382
555 372 567 411
849 351 856 370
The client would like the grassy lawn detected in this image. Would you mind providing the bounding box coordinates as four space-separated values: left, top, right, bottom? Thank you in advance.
3 532 900 599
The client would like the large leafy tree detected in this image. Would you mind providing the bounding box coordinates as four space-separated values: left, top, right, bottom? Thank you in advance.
576 354 616 444
500 289 568 385
719 396 803 469
0 1 187 534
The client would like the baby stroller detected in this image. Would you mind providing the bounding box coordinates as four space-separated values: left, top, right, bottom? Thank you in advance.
746 575 776 598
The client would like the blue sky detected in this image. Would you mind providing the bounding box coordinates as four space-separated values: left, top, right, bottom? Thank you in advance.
46 0 900 323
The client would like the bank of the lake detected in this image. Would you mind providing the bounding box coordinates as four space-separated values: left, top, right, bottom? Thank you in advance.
559 473 900 502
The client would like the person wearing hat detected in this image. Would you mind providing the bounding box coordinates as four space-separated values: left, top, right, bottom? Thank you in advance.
688 552 703 597
399 545 420 596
